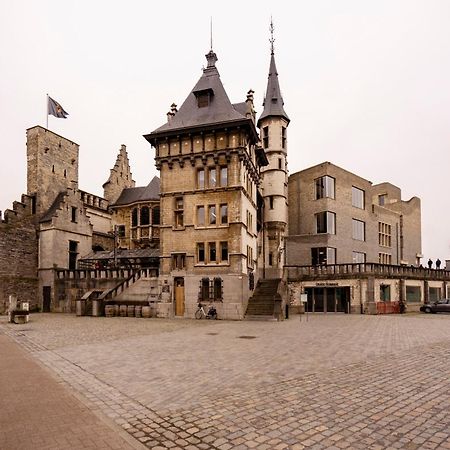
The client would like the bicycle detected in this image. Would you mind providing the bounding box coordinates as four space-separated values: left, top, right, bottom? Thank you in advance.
195 302 218 319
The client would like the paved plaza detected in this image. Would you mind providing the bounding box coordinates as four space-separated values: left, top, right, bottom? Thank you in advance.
1 313 450 450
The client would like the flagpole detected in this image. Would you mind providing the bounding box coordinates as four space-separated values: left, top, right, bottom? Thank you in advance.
46 94 48 129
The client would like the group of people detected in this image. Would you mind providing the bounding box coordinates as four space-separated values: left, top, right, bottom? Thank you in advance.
427 258 442 269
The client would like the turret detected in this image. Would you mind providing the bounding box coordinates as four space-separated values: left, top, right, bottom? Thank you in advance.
258 20 290 278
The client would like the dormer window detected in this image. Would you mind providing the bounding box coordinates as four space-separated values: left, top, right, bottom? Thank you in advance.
194 88 214 108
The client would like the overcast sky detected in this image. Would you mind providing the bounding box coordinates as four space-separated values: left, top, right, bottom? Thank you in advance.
1 0 449 263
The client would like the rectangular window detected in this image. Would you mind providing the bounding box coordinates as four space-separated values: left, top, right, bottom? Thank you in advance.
269 252 273 266
406 286 421 303
352 186 365 209
378 194 387 206
209 168 217 188
197 243 205 263
378 222 392 247
379 253 392 264
220 204 228 225
71 207 77 222
311 247 336 265
380 285 391 301
116 225 125 238
197 169 205 189
220 241 228 262
220 166 228 187
68 240 78 270
352 251 366 263
209 242 216 262
247 245 254 268
352 219 365 241
316 211 336 234
174 197 184 228
315 176 335 200
263 126 269 148
429 287 441 302
197 206 205 226
281 126 286 149
278 158 282 169
208 205 216 225
171 253 186 270
269 196 274 209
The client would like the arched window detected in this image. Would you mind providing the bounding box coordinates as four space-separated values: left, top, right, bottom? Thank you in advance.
131 208 138 227
141 206 150 225
152 206 160 225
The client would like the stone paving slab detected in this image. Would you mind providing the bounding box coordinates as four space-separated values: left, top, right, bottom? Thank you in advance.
0 334 143 450
1 313 450 449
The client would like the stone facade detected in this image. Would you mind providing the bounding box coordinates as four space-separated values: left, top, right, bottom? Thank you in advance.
287 162 422 267
0 195 39 313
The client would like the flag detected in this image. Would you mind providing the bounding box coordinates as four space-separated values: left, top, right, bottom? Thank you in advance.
48 96 69 118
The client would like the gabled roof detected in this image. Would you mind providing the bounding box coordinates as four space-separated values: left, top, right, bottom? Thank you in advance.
146 50 257 141
258 52 289 126
112 176 160 207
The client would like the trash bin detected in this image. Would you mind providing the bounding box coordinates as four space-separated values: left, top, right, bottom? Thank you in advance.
92 299 102 317
76 299 86 316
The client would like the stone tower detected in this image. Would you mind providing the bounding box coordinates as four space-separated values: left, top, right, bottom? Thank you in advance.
144 48 267 319
26 126 79 216
103 144 135 204
257 28 290 279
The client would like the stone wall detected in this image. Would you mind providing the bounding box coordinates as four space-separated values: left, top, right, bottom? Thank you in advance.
0 196 39 313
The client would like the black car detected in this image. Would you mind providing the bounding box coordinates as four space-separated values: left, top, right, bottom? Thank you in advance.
420 299 450 313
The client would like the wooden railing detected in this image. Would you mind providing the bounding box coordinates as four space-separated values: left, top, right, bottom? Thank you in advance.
285 263 450 281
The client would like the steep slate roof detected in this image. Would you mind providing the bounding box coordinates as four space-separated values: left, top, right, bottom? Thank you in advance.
112 176 160 207
40 191 66 223
258 52 289 126
149 50 251 135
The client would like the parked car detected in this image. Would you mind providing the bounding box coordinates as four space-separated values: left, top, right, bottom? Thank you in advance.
420 299 450 313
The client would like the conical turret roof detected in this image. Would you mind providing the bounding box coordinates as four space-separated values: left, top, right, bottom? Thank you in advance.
258 51 289 126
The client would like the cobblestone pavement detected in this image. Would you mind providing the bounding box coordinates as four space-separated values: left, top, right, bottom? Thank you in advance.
1 313 450 449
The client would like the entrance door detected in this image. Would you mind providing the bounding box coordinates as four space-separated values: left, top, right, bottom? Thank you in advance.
43 286 51 312
174 277 185 316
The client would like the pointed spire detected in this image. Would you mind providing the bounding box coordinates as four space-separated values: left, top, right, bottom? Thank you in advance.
258 19 289 126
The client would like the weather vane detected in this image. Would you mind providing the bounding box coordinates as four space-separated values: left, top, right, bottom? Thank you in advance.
210 17 213 51
269 17 275 55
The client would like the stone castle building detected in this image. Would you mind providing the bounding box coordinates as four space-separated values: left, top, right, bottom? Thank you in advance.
1 35 447 318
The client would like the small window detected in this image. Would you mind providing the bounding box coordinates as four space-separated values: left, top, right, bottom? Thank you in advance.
315 176 335 200
352 219 365 241
209 168 217 188
269 196 274 209
311 247 336 265
208 205 216 225
197 243 205 263
197 206 205 226
132 208 138 227
171 253 186 270
71 207 77 223
141 206 150 225
278 158 282 169
378 222 392 247
116 225 125 238
220 242 228 262
316 211 336 234
378 194 387 206
209 242 217 262
197 92 210 108
281 126 286 149
263 126 269 149
213 277 223 300
152 207 160 225
220 204 228 225
269 252 273 266
352 251 366 263
352 186 365 209
197 169 205 189
220 166 228 187
379 253 392 264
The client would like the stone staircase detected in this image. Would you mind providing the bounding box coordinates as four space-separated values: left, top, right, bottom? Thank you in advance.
245 278 281 320
113 277 158 304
